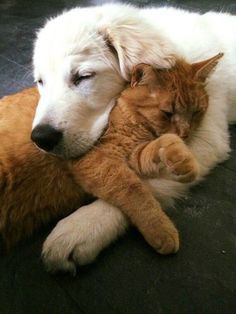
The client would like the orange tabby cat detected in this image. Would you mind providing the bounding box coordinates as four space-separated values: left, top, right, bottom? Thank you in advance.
72 53 223 254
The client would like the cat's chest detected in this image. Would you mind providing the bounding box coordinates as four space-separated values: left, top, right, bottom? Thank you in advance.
100 123 155 157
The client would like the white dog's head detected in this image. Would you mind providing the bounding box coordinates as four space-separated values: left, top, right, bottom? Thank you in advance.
32 3 175 159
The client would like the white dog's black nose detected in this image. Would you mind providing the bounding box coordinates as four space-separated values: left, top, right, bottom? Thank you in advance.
31 124 63 152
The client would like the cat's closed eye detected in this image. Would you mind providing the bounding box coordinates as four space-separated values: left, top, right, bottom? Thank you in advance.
192 109 202 117
161 110 173 119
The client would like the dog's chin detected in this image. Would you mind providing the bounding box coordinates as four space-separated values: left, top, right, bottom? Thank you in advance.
46 141 93 160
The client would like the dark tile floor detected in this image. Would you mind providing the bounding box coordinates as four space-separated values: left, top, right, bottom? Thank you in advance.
0 1 236 313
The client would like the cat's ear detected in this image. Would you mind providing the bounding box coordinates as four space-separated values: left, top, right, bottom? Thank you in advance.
130 63 156 87
192 53 224 81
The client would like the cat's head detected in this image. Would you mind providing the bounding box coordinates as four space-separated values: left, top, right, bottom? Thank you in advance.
127 53 223 139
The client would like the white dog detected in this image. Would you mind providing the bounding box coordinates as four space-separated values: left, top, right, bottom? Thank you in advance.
31 3 236 273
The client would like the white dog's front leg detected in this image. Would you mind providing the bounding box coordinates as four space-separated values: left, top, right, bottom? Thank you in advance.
42 199 128 274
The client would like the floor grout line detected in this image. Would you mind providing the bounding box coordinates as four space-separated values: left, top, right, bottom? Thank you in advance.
0 54 31 69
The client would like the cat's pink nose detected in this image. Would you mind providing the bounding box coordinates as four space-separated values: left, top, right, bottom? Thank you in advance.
181 134 189 139
179 128 190 139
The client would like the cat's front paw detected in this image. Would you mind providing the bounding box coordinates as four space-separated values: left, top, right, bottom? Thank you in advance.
144 214 179 255
158 134 199 183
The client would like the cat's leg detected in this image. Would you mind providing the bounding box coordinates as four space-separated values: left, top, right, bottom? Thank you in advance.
74 152 179 256
42 199 128 274
129 134 199 183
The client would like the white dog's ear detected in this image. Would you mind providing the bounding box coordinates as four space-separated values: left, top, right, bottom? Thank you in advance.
99 20 175 81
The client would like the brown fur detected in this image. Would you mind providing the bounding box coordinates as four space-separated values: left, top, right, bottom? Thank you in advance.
0 53 222 252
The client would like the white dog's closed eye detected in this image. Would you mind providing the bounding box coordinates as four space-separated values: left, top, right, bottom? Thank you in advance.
71 72 95 86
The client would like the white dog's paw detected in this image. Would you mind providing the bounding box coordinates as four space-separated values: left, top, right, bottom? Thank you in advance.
42 222 99 275
42 200 128 274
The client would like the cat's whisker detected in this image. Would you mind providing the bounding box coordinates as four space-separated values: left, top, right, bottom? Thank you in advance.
195 128 221 136
190 134 215 149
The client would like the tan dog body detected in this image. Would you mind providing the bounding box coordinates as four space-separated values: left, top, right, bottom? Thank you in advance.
0 88 85 247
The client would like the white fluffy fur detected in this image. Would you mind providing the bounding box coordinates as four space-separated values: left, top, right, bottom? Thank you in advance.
42 199 128 274
34 3 236 273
